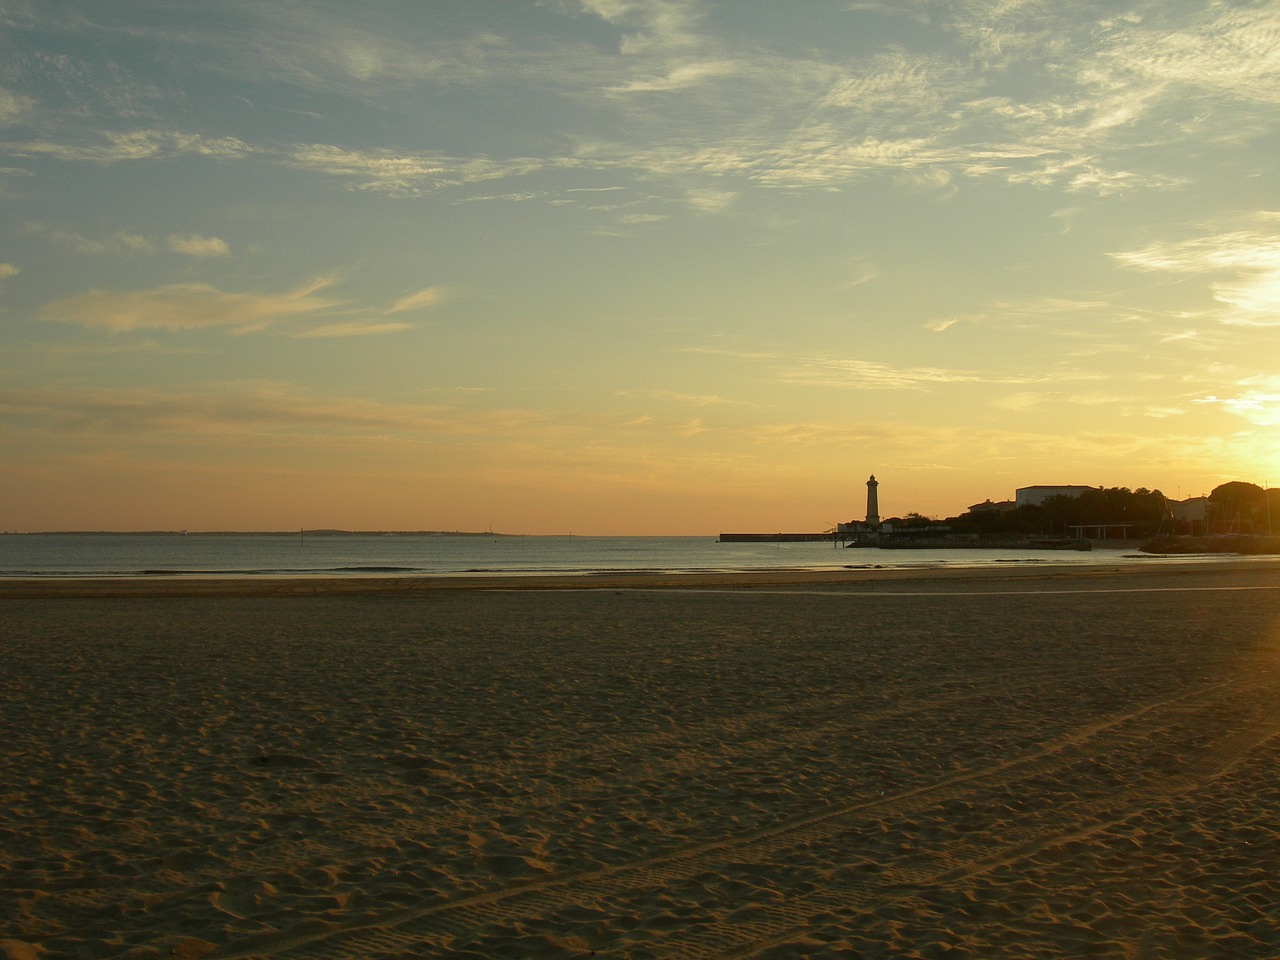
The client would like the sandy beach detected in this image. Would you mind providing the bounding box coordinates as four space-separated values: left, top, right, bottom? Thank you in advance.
4 560 1280 959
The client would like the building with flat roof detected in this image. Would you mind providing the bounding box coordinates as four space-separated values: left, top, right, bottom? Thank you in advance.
1015 485 1094 508
1168 496 1211 535
968 498 1015 513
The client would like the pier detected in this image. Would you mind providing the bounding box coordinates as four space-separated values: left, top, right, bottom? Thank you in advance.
718 533 835 543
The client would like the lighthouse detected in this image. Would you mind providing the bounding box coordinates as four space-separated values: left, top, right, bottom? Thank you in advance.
866 474 880 526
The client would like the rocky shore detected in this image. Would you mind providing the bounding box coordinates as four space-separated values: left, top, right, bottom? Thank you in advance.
1141 534 1280 555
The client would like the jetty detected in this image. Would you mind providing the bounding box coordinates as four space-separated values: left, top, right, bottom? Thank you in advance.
718 533 834 543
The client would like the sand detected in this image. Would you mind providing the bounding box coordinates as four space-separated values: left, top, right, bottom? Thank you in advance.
3 561 1280 958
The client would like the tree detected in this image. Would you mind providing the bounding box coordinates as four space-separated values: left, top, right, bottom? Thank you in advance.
1208 482 1266 533
949 486 1167 539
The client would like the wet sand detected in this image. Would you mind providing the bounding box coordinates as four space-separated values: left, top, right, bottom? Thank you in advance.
3 561 1280 958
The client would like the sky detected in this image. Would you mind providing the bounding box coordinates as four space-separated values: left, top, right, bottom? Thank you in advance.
2 0 1278 534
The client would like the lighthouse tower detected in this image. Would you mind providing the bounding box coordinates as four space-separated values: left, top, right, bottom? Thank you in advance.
866 475 880 526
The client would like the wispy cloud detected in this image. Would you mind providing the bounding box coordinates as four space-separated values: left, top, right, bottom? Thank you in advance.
167 234 229 257
925 296 1113 333
615 388 754 408
0 382 433 437
577 0 706 54
35 339 205 360
15 0 1280 192
843 256 879 289
26 223 230 257
285 144 549 196
1107 5 1280 108
684 187 736 213
0 381 556 445
992 392 1045 413
779 356 996 390
8 130 252 164
0 87 36 124
293 321 412 339
50 3 520 99
691 346 1044 391
0 263 17 279
609 59 737 93
1196 376 1280 428
7 1 1268 207
386 286 446 313
25 222 155 255
40 277 342 334
1112 213 1280 326
555 1 1239 196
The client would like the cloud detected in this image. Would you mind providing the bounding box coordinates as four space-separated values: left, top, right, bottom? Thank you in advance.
610 59 737 93
1000 157 1184 197
9 1 1274 212
693 344 1076 393
386 286 446 313
10 2 1262 209
25 224 229 258
563 3 1228 196
696 345 1024 391
24 222 155 255
1196 377 1280 428
35 339 204 360
684 187 736 212
8 130 252 164
780 356 993 390
285 144 548 196
1112 213 1280 326
0 382 434 437
40 276 342 334
128 5 532 96
843 257 879 289
615 388 753 408
1108 5 1280 107
0 381 554 445
167 234 230 257
924 296 1112 334
0 263 17 279
0 87 36 124
819 51 949 117
293 321 412 338
993 392 1045 412
769 5 1277 196
577 0 705 54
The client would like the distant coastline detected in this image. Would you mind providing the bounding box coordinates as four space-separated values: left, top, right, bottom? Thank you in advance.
0 529 515 538
1141 535 1280 555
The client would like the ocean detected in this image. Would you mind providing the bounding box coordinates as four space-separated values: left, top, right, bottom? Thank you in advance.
0 532 1160 579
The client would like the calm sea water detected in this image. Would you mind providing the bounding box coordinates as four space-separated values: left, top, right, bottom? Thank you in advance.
0 532 1156 579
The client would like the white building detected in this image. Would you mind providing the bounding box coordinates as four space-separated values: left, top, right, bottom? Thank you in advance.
1015 485 1094 508
1168 496 1210 534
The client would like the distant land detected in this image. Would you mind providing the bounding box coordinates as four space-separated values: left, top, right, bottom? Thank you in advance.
2 530 516 537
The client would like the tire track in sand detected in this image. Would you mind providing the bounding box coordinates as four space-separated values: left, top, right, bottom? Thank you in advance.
210 671 1275 960
714 677 1280 959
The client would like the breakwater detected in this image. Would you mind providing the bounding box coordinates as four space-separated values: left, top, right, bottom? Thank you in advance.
718 533 834 543
1141 535 1280 555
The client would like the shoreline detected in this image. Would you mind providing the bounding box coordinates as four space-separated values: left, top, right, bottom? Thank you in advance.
3 554 1278 598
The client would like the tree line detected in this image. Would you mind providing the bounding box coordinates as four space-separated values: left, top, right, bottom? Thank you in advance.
885 482 1279 540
